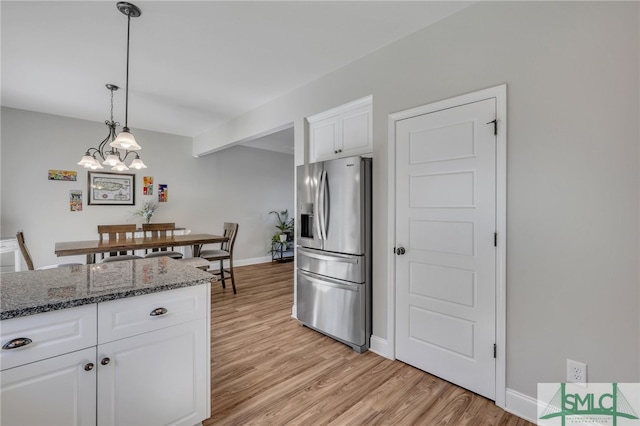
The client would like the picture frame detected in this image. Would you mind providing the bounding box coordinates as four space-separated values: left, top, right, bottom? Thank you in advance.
88 171 135 205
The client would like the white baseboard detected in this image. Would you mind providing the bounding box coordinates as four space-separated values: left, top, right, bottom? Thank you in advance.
505 388 538 424
234 256 272 266
369 335 394 359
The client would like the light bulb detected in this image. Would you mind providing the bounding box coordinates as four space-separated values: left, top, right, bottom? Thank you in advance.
111 128 141 151
103 153 120 166
129 157 147 169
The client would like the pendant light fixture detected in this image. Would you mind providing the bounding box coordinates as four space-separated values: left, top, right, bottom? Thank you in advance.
77 84 147 170
77 1 146 172
111 2 141 151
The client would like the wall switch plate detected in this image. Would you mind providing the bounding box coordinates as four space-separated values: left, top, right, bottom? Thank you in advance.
567 359 587 384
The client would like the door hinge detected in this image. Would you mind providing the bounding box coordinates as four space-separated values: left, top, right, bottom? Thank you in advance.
493 343 497 358
494 232 497 247
487 119 497 135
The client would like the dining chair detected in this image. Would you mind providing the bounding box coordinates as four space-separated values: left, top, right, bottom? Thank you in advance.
142 223 183 259
16 230 82 270
200 222 239 294
178 256 210 271
97 224 143 263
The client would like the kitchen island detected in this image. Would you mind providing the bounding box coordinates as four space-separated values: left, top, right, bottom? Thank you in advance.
0 257 212 426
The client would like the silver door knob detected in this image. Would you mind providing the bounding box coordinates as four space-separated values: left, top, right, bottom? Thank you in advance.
101 357 111 366
396 247 406 255
84 363 94 371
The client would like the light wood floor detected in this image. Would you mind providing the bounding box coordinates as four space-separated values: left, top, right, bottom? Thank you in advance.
205 261 533 426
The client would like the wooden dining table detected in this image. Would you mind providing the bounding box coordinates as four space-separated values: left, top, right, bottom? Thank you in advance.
54 233 228 264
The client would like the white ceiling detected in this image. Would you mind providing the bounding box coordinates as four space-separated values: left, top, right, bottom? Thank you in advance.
1 1 473 141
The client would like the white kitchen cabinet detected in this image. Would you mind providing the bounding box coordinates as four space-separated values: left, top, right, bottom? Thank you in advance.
97 320 208 426
0 304 97 426
308 96 372 163
96 285 210 426
0 284 210 426
1 347 97 426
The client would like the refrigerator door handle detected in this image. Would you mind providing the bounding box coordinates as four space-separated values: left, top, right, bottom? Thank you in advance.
322 169 329 239
315 171 324 240
318 170 328 240
298 269 360 292
298 247 360 264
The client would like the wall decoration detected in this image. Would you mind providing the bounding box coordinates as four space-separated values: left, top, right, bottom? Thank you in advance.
48 170 77 181
158 184 168 202
143 176 154 195
88 171 135 205
70 190 83 212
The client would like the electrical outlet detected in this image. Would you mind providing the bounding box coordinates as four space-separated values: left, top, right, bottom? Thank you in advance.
567 359 587 384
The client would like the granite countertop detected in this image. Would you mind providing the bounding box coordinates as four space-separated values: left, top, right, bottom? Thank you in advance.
0 257 212 320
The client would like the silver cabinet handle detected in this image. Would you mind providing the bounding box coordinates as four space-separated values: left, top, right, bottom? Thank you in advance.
84 363 95 371
2 337 33 350
396 247 406 255
150 307 168 316
101 357 110 366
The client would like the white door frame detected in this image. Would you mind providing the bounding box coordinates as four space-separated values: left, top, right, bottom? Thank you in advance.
386 84 507 408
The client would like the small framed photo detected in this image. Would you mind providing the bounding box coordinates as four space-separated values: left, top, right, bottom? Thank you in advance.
88 171 135 205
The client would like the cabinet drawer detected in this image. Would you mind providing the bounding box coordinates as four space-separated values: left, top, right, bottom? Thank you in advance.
98 284 209 344
0 304 97 371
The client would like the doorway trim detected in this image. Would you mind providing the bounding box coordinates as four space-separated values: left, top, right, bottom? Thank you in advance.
386 84 507 408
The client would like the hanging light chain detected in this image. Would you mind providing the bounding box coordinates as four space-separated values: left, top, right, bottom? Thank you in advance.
110 84 114 123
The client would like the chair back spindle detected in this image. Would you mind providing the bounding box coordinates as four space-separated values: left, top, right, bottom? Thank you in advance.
142 223 183 259
97 224 140 261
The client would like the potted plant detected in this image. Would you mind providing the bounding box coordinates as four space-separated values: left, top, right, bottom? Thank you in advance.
268 209 294 256
131 199 159 224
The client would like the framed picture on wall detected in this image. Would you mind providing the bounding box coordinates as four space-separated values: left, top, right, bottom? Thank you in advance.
88 171 135 205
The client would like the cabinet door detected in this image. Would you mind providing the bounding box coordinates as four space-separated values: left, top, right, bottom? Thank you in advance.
97 320 209 426
309 116 339 163
340 103 372 157
1 347 97 426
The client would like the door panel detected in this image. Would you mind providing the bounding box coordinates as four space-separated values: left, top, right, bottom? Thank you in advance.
0 347 97 426
97 320 208 426
297 162 323 250
297 247 365 283
396 98 497 400
297 269 366 346
323 156 365 255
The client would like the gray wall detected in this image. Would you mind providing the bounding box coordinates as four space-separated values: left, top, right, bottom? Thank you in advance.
194 1 640 401
0 107 294 268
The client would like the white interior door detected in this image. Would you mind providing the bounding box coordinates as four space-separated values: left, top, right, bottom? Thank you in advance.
395 98 497 400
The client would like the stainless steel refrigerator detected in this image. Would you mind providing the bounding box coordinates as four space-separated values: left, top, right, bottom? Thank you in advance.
296 156 372 353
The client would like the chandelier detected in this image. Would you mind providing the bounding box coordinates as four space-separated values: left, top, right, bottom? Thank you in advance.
77 84 146 171
78 2 146 172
